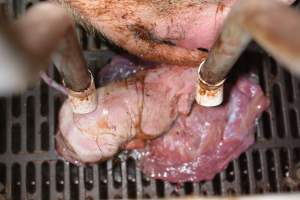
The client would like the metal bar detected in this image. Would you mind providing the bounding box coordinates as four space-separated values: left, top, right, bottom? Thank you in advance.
219 172 227 195
48 66 56 152
6 97 11 154
78 166 85 200
34 84 41 151
21 95 27 152
201 181 214 196
0 2 91 95
119 155 128 199
135 164 143 199
287 148 294 179
87 35 96 50
259 150 269 193
52 26 90 92
5 163 11 199
49 161 57 200
233 160 241 194
192 182 200 196
144 178 157 198
63 162 71 200
107 160 115 198
17 2 91 93
199 0 253 85
291 76 300 103
91 164 100 199
163 182 174 197
20 162 26 199
35 162 41 200
200 0 300 90
262 57 279 139
246 150 256 194
277 67 292 138
272 149 282 191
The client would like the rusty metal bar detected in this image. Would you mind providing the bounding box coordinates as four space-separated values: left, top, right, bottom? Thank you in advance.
16 2 91 93
200 0 300 84
0 2 97 113
197 0 300 106
0 2 91 95
245 2 300 77
19 3 98 114
51 26 90 92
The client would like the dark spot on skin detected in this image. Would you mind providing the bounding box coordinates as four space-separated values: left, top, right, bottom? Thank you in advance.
197 47 209 52
122 13 128 19
162 40 175 46
216 2 226 14
128 24 158 42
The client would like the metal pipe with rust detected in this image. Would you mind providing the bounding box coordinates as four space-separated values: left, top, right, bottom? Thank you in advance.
0 2 97 114
196 0 300 107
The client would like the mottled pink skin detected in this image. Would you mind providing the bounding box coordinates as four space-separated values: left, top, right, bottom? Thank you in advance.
56 64 197 164
139 78 270 182
59 0 295 66
154 0 295 50
141 67 197 136
57 80 142 163
153 0 236 50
